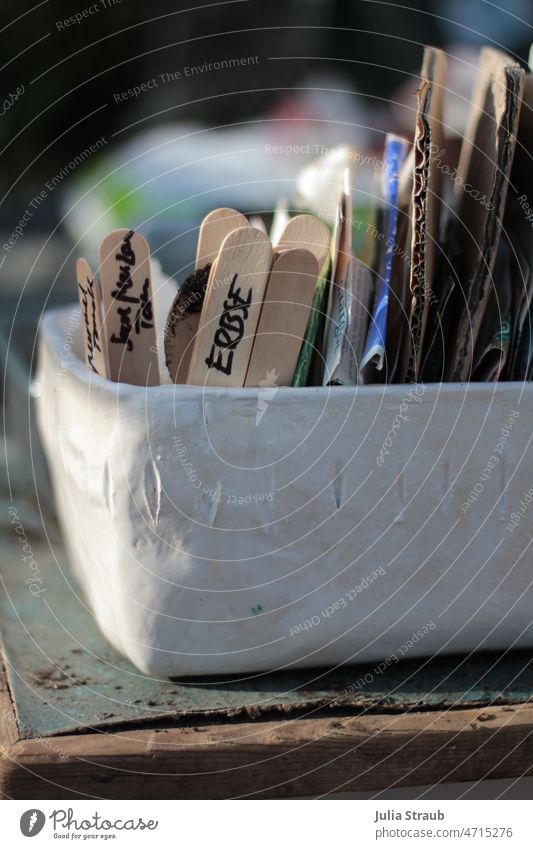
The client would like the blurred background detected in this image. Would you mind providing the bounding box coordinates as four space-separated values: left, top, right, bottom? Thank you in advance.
2 0 532 279
1 0 532 491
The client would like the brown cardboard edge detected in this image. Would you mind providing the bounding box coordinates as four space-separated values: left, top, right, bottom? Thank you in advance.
408 47 447 381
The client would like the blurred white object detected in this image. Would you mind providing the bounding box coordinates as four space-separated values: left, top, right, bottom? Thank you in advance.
297 145 358 220
62 76 372 268
62 124 299 261
269 198 290 244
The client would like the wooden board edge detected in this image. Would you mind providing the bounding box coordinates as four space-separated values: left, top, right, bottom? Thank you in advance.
3 703 533 799
0 648 19 749
0 649 21 799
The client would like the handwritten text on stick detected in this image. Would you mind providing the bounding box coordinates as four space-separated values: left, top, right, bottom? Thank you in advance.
205 274 252 375
79 276 103 373
109 230 154 352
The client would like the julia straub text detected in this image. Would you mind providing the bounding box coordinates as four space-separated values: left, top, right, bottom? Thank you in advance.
374 809 444 823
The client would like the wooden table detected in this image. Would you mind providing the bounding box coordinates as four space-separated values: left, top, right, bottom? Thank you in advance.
2 662 533 799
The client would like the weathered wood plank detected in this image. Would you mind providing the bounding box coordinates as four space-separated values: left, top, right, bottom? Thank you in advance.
0 656 19 749
3 704 533 799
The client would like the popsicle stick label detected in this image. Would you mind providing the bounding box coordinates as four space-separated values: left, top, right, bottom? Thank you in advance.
76 258 107 377
187 227 272 387
100 229 159 385
196 207 248 269
245 249 318 387
276 213 330 274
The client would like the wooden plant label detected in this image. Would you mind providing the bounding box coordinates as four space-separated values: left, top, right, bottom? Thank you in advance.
164 209 248 384
245 249 318 387
276 214 330 274
187 227 272 387
76 258 108 377
99 229 159 386
196 207 248 268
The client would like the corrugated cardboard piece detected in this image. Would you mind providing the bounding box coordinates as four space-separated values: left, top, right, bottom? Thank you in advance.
449 47 525 380
407 47 446 381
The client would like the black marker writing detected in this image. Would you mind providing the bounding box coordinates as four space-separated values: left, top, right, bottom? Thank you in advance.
109 231 154 351
111 230 136 304
134 279 154 334
79 277 102 372
111 306 134 351
205 274 252 374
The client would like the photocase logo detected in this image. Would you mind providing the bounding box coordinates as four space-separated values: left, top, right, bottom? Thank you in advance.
256 369 279 424
20 810 46 837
